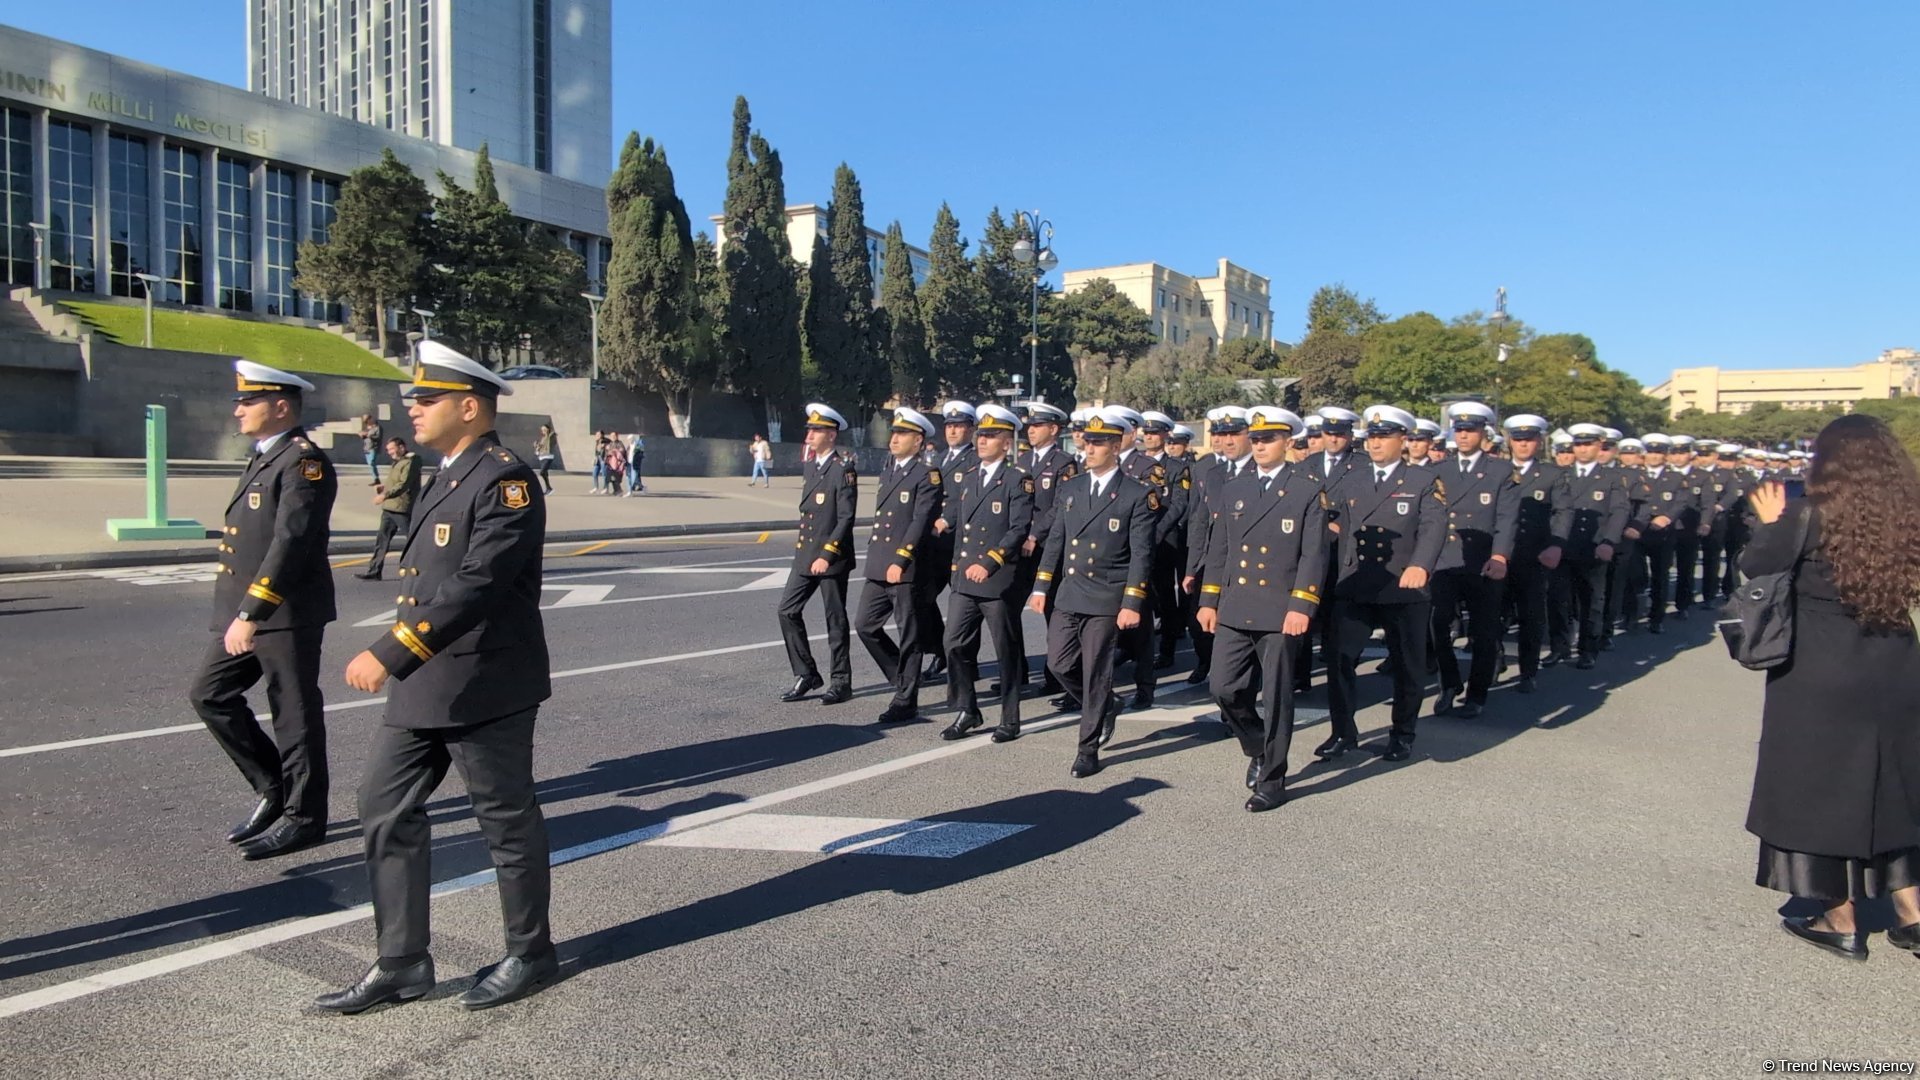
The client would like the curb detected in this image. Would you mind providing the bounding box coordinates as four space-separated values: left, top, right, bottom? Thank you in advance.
0 518 862 576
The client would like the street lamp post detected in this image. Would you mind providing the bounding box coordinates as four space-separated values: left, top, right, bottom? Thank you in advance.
27 221 48 290
1488 287 1512 414
411 306 435 340
581 291 605 384
1009 211 1058 406
133 272 160 348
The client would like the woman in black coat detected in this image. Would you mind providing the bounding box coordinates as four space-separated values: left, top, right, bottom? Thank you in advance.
1743 414 1920 960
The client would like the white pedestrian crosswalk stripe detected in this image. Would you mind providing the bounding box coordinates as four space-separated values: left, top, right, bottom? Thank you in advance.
650 813 1031 858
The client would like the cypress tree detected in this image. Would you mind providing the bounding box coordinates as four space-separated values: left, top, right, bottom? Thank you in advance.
294 147 432 354
878 221 933 402
974 207 1034 393
802 163 886 425
601 132 706 436
721 97 802 434
919 202 986 398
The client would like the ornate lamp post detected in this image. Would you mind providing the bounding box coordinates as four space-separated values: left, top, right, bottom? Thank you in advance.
1009 211 1058 405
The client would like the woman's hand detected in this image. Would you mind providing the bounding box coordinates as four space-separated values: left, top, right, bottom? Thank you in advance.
1749 480 1787 526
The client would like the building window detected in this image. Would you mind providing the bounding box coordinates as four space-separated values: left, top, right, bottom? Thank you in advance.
532 0 552 171
215 156 253 310
308 174 343 321
0 108 32 286
1231 301 1238 320
46 120 96 292
108 134 152 298
161 143 202 304
263 168 296 315
1184 297 1192 314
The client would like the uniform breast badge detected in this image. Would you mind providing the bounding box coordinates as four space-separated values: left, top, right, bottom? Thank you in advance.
435 523 452 546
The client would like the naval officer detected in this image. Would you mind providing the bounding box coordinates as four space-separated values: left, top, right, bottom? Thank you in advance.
188 360 338 861
855 407 943 724
938 403 1035 742
777 404 860 703
323 342 556 1013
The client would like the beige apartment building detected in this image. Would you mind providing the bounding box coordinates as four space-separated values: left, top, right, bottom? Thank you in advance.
1647 348 1919 418
708 205 929 297
1060 258 1274 350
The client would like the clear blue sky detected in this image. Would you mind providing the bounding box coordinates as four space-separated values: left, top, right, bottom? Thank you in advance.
15 1 1913 385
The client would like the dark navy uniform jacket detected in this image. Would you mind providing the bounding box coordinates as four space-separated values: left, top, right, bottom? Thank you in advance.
370 433 549 729
1186 454 1252 590
1561 463 1629 558
1636 466 1700 536
793 450 859 576
1326 461 1447 604
1433 451 1519 571
945 460 1034 599
214 427 337 631
1035 469 1158 617
1672 466 1718 532
863 456 941 584
1120 449 1174 542
1020 443 1079 549
1198 464 1328 631
1508 459 1572 559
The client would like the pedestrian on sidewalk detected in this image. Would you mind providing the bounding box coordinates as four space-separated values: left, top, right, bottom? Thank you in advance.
603 436 627 496
189 361 337 863
625 432 646 494
357 436 419 581
359 415 383 484
749 434 772 486
592 431 611 493
1743 414 1920 962
534 424 556 494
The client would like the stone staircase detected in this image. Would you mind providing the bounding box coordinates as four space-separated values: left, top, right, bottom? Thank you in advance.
0 456 245 479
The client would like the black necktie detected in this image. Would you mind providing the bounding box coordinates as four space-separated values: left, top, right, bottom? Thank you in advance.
1376 468 1388 488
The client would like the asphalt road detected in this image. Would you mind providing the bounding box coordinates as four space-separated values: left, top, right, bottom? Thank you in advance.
0 533 1913 1079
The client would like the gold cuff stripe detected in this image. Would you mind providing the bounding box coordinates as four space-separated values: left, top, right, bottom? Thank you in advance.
987 550 1005 565
895 548 914 559
391 622 434 662
246 583 284 605
1290 590 1321 605
1124 586 1149 599
1200 584 1223 595
1035 571 1054 582
823 542 842 554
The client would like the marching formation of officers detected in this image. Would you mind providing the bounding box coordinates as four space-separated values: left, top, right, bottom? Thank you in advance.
778 396 1805 814
192 350 1804 1013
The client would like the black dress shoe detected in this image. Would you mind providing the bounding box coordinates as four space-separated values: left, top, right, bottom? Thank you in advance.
1037 678 1064 696
1780 916 1868 962
1049 693 1076 711
1128 693 1155 712
780 674 822 702
1155 653 1178 670
1454 700 1483 719
1372 738 1412 762
314 958 435 1014
920 658 947 682
1541 650 1569 668
1245 756 1263 791
226 795 284 844
1069 753 1102 779
1885 921 1920 953
1097 696 1121 749
240 820 325 861
818 683 853 706
1313 735 1356 760
1184 666 1211 686
353 570 382 581
457 952 560 1010
940 712 984 741
874 703 919 724
1245 789 1288 813
1517 676 1537 694
1647 622 1665 635
1434 690 1459 717
1574 655 1596 670
1672 608 1689 621
990 722 1021 743
1598 637 1615 651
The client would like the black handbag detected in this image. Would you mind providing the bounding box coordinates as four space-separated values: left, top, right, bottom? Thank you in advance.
1717 503 1813 670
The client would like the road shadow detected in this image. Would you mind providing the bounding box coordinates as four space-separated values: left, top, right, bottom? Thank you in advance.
556 777 1168 980
0 596 83 616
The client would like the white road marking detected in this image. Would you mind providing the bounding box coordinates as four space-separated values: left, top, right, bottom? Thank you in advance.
648 813 1031 858
544 583 617 607
0 635 825 759
0 709 1083 1019
353 565 792 626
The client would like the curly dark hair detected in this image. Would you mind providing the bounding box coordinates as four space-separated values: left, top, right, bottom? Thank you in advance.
1806 414 1920 631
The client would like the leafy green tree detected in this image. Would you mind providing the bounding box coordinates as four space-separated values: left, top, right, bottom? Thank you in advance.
1109 338 1247 416
973 208 1037 393
721 97 803 432
1306 283 1385 336
424 144 539 364
877 221 934 402
1354 312 1492 411
295 148 433 355
800 164 887 425
1215 336 1285 377
1283 283 1384 408
919 203 987 397
1053 277 1154 405
600 132 707 436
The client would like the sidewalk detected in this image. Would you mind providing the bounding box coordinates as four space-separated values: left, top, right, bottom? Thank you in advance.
1 471 855 573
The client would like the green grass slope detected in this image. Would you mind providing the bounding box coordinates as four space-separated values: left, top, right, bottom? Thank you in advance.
60 300 408 380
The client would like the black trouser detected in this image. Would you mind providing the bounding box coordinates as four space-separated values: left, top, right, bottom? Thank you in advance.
1010 552 1040 685
1567 555 1610 658
1299 550 1337 690
913 539 950 663
1050 609 1120 756
1642 529 1677 626
1210 624 1296 793
1719 528 1744 598
778 570 852 686
1328 598 1429 745
855 577 921 711
1544 561 1574 657
366 509 408 573
1605 535 1643 635
189 626 329 829
946 590 1021 729
1185 587 1214 674
1121 614 1157 700
358 709 550 961
1430 568 1505 702
1150 540 1184 659
1507 555 1551 678
1674 530 1702 611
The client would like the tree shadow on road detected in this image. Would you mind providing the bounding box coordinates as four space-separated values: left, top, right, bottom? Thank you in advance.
554 777 1168 982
